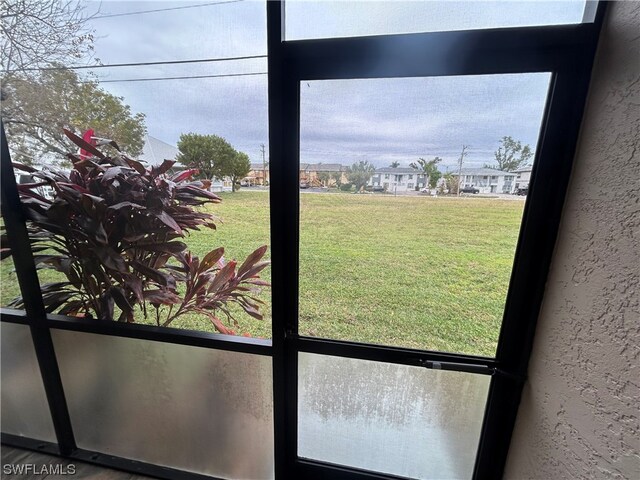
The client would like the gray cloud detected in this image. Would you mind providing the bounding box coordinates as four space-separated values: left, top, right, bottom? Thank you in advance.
83 0 581 167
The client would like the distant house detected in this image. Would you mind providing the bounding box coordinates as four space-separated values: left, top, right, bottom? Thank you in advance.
245 163 269 186
514 166 533 191
369 167 425 193
452 168 516 194
138 135 179 167
300 163 347 186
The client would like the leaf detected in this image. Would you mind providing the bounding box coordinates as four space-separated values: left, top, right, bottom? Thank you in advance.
122 274 144 303
237 245 268 277
93 246 127 273
171 169 198 183
154 211 183 234
131 260 176 289
12 162 37 173
63 128 105 159
153 160 176 175
58 300 85 317
109 201 146 211
205 313 234 335
198 247 225 273
137 242 187 254
207 261 237 294
143 289 181 305
98 291 115 320
125 158 146 174
110 287 133 317
239 260 270 280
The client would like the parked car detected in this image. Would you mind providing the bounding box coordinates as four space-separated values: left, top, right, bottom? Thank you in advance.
460 186 480 194
515 187 529 196
299 182 310 189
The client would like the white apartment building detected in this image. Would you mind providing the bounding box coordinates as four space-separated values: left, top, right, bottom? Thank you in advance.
514 166 533 190
452 168 516 194
369 167 425 193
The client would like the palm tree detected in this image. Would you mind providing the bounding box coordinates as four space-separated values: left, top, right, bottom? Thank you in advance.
410 157 442 189
389 161 400 168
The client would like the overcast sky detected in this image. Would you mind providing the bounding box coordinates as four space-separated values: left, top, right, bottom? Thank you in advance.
83 0 586 170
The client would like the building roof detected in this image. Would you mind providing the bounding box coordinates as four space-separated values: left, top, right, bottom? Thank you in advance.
138 135 179 166
250 163 268 171
452 167 514 176
514 165 534 173
375 167 421 174
302 163 344 172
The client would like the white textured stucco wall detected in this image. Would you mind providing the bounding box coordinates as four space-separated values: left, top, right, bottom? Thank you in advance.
503 2 640 479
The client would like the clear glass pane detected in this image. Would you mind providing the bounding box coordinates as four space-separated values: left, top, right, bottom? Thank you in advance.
52 329 273 479
298 353 490 479
299 74 550 356
286 0 588 40
1 1 271 337
1 322 57 442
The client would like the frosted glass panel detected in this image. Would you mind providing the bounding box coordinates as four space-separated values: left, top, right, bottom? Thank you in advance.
1 322 56 442
298 353 490 479
52 330 273 479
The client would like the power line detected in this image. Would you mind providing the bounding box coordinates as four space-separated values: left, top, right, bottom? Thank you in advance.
10 55 267 73
96 71 267 83
92 0 244 19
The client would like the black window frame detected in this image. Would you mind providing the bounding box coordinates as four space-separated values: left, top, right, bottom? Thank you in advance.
0 1 606 479
267 1 606 479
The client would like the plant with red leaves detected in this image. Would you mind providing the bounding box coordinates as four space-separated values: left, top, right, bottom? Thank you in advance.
1 129 269 334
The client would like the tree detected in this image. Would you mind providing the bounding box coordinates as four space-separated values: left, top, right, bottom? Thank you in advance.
229 151 251 192
346 160 375 192
1 0 97 73
2 68 146 164
486 136 532 172
443 173 459 195
177 134 252 192
177 133 237 181
389 161 400 168
317 171 331 186
410 157 442 189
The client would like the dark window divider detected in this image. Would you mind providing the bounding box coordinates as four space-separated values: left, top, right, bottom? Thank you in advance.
295 336 496 375
474 14 606 476
295 458 416 480
1 124 77 455
0 309 272 356
281 23 600 80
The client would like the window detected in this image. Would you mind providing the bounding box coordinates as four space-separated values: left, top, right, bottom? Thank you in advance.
0 2 605 480
270 2 605 479
299 73 549 355
409 174 413 179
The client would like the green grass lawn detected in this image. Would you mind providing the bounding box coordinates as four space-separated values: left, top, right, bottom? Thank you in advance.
0 191 525 357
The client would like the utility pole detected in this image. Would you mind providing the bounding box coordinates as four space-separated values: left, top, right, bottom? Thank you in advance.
260 143 266 186
457 145 468 196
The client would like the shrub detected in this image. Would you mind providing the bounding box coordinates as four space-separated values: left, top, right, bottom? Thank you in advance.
339 183 353 192
1 129 269 335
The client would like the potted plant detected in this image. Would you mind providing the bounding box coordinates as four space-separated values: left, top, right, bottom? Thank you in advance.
1 129 269 335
